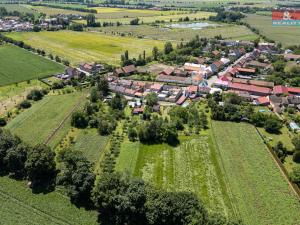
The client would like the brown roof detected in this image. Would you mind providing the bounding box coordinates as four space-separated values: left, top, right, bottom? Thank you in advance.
246 60 271 69
228 82 271 95
231 78 274 88
122 65 136 74
236 67 256 73
284 54 300 60
160 67 174 75
157 74 189 82
212 61 224 69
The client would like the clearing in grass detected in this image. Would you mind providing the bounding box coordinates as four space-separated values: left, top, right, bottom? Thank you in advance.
211 121 300 225
6 92 85 148
0 44 64 86
116 135 233 216
7 31 165 65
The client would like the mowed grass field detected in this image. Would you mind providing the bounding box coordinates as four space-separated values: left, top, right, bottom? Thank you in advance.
72 128 108 163
6 92 85 148
0 176 98 225
211 121 300 225
243 14 300 47
0 45 64 86
116 135 233 216
7 31 165 65
96 23 258 41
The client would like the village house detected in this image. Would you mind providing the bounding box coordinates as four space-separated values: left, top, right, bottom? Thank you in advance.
114 65 136 76
273 85 300 96
284 54 300 62
156 74 192 85
79 63 104 74
228 82 271 96
210 61 224 73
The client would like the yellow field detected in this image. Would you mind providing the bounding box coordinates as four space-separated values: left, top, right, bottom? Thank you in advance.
7 31 164 65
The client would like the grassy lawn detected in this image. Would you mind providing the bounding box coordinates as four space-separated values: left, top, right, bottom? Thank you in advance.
0 45 64 86
211 121 300 225
6 92 85 148
0 176 98 225
116 135 233 216
243 14 300 47
95 23 258 42
72 128 109 163
7 31 165 65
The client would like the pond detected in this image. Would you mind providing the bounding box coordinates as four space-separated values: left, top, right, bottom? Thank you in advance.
166 22 219 30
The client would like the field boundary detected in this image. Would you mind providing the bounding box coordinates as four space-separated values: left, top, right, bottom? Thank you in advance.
255 126 300 199
44 93 86 145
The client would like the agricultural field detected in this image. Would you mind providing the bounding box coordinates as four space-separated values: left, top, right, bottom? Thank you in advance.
211 121 300 225
0 176 98 225
0 4 36 14
0 44 64 86
31 5 88 17
72 128 109 163
116 135 233 216
6 92 85 148
95 23 258 41
243 14 300 47
0 80 47 116
7 31 165 65
85 11 215 24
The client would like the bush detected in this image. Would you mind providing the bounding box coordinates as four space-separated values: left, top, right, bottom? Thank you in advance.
18 100 31 109
27 89 46 101
293 151 300 163
0 118 6 127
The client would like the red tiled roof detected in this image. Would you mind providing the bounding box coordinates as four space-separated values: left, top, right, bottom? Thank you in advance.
151 83 163 90
228 82 271 94
176 95 187 105
219 75 230 81
257 96 270 105
236 67 256 73
273 85 288 95
287 87 300 94
187 85 198 93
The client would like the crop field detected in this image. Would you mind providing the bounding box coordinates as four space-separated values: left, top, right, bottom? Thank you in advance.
243 14 300 47
6 92 85 148
0 45 64 86
0 4 36 13
72 128 108 163
116 135 232 216
0 176 98 225
32 5 88 17
96 23 258 41
211 121 300 225
7 31 165 65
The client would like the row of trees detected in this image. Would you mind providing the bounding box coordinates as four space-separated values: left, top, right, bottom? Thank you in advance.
0 129 56 190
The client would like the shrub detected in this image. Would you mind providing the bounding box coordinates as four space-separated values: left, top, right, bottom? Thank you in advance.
0 118 6 127
18 100 31 109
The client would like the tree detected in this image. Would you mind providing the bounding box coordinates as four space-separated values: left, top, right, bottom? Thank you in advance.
292 136 300 151
264 116 282 133
86 14 96 26
199 112 208 129
57 150 95 207
110 93 126 110
25 144 56 189
128 126 138 141
4 143 29 177
26 89 46 101
92 172 148 225
0 129 20 170
152 46 159 61
290 165 300 186
71 111 88 129
293 151 300 163
97 76 109 97
273 141 287 162
146 191 208 225
164 42 173 54
145 93 158 107
18 100 31 109
90 87 99 103
0 118 6 127
130 18 140 25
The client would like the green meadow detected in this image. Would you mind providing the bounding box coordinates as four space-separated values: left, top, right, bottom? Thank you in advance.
7 31 165 65
0 45 64 86
6 92 85 148
212 121 300 225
